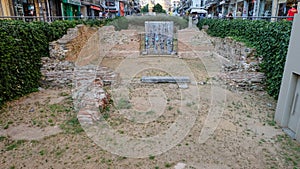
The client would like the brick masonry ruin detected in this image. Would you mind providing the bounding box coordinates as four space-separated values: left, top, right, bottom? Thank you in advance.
40 25 117 88
40 25 118 121
40 25 266 124
41 25 265 90
210 36 265 91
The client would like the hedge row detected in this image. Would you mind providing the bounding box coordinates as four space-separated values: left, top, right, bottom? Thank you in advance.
198 19 292 99
0 19 109 107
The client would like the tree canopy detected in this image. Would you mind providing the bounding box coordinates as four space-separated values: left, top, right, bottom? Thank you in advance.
141 4 149 13
153 3 166 13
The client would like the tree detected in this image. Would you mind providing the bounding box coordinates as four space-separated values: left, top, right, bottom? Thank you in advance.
153 3 166 13
141 4 149 13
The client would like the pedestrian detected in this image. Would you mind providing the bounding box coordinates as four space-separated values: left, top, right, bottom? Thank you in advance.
236 8 242 19
208 13 212 18
80 12 84 19
103 12 107 19
99 11 103 19
199 13 205 20
218 12 223 19
287 4 298 21
192 14 196 20
227 12 233 20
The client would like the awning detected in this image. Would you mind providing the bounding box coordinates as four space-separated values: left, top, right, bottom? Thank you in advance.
190 8 208 14
91 6 101 11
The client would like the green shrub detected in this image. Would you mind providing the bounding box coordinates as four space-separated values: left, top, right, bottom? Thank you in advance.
107 16 129 30
0 20 48 106
0 19 110 107
126 15 188 29
198 19 292 99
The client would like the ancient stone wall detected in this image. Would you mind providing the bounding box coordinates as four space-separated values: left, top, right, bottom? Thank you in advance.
208 35 265 91
41 25 117 88
40 57 75 88
212 37 261 72
40 25 81 88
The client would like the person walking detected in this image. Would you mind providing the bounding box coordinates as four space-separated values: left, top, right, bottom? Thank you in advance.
236 8 242 19
287 4 298 21
218 12 223 19
226 12 233 20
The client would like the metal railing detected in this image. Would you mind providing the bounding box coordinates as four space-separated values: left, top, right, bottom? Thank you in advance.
0 15 295 22
203 15 296 22
0 16 43 22
0 16 108 22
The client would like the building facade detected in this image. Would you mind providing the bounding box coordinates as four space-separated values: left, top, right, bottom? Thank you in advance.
0 0 14 16
204 0 298 19
0 0 135 19
0 0 63 21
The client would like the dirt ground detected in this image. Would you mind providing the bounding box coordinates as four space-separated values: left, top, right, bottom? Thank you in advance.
0 22 300 169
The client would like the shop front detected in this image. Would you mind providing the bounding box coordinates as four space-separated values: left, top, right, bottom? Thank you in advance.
217 1 223 14
218 0 229 15
12 0 36 16
49 0 63 17
258 0 272 18
81 0 103 19
62 0 81 19
248 0 272 19
90 5 102 18
11 0 45 21
104 0 118 18
227 0 236 15
242 0 248 17
207 2 218 17
236 0 244 15
247 0 255 18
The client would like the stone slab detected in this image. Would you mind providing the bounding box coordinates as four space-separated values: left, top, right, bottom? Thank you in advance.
141 76 190 83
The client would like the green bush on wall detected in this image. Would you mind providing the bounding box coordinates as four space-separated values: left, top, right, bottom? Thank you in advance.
0 20 48 107
0 19 109 107
198 19 292 99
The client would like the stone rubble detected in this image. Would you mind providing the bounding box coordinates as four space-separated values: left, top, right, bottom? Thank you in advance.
209 36 265 91
41 25 118 89
41 26 118 125
49 25 84 61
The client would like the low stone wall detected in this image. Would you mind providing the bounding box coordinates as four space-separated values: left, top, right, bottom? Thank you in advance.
49 25 83 61
208 35 265 91
41 25 117 88
213 37 261 72
40 57 75 88
41 25 83 88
